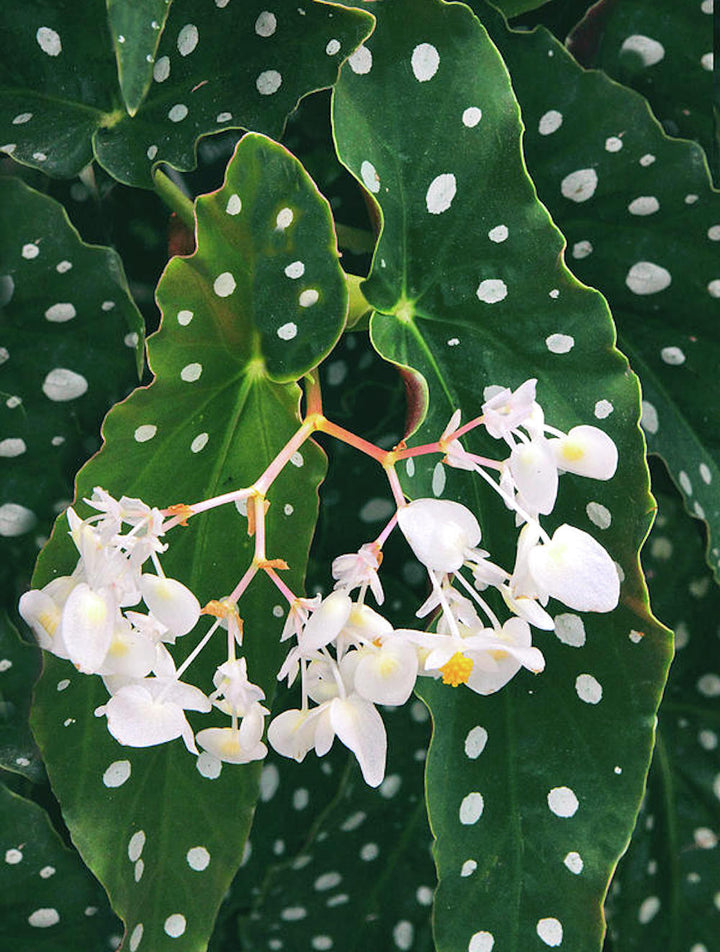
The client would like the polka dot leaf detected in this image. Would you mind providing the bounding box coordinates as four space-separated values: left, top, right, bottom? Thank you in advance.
28 134 339 952
569 0 714 160
333 2 670 950
0 783 120 949
606 486 720 951
483 12 720 579
106 0 172 117
0 176 143 609
0 0 374 187
223 702 435 951
0 611 43 782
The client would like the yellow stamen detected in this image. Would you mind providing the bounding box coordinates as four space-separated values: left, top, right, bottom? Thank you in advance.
439 652 474 687
561 441 585 462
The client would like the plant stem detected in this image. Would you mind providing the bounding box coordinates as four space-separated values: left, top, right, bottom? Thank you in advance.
153 166 195 232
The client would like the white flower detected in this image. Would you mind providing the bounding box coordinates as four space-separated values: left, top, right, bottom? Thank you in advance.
332 542 384 604
400 615 544 695
277 591 352 684
210 657 266 716
196 704 268 764
18 576 75 656
507 436 558 515
60 583 117 674
397 498 481 573
549 425 618 480
280 594 322 642
267 709 317 762
268 658 388 787
526 524 620 612
439 409 476 471
342 639 419 706
482 379 540 442
97 648 211 752
139 574 200 637
95 616 156 679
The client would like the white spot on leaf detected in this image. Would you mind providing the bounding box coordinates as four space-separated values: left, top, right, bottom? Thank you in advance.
257 70 282 95
411 43 439 82
547 786 579 817
42 368 88 402
626 261 671 295
538 110 562 135
620 35 665 66
426 173 457 214
561 168 598 203
476 279 507 303
36 27 62 56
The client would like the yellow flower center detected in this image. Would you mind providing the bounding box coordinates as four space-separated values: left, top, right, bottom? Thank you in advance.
561 440 585 462
439 652 474 687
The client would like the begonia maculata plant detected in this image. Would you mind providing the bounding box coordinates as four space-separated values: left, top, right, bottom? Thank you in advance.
1 1 713 951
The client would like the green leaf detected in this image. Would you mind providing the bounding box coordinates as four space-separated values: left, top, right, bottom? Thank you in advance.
29 133 345 951
107 0 172 117
0 0 374 187
607 479 720 952
233 702 434 952
0 782 119 949
476 11 720 579
490 0 553 17
333 2 670 950
0 612 42 782
0 176 143 608
568 0 715 166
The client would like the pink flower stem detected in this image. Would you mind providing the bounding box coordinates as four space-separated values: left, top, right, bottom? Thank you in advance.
393 441 442 459
254 419 317 495
184 487 254 517
452 415 486 440
264 566 298 605
385 464 406 508
315 418 388 464
228 562 259 603
253 495 266 562
374 512 398 548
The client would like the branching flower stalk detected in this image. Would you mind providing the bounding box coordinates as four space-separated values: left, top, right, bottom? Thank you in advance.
20 377 619 787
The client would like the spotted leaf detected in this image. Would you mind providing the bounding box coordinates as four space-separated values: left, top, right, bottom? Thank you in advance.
568 0 715 166
28 134 345 951
0 612 42 782
107 0 172 117
0 0 374 187
0 782 119 949
479 10 720 578
333 1 670 950
607 480 720 951
212 702 434 952
0 176 143 610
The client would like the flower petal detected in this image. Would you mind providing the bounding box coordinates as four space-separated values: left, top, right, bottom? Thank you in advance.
140 575 200 636
550 425 618 480
528 524 620 612
329 695 387 788
398 498 481 573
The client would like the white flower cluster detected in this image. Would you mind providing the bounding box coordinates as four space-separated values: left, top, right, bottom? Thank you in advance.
19 490 267 764
19 380 620 787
